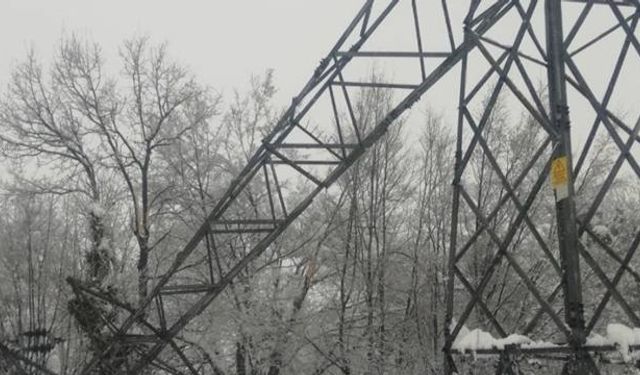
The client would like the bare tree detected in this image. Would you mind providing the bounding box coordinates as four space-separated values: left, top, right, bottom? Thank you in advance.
91 37 215 304
0 34 218 373
15 35 217 305
0 40 113 284
0 193 86 374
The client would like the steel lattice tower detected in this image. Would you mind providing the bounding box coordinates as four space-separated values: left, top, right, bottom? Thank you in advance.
24 1 638 374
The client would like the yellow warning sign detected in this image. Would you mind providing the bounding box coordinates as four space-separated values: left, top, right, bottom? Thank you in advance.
550 156 569 189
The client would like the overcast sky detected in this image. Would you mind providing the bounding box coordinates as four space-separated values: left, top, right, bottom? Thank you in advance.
0 1 366 104
1 1 638 159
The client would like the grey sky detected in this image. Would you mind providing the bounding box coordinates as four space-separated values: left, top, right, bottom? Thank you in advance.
1 1 638 156
0 1 364 104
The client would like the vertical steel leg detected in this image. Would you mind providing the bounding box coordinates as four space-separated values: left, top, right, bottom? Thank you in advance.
545 1 594 374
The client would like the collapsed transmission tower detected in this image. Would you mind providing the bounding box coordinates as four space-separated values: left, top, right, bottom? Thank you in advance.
48 0 640 374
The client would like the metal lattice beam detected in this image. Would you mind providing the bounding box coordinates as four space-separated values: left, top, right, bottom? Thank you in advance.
39 1 639 374
446 0 640 374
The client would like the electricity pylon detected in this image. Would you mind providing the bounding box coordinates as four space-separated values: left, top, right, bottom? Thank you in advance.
61 1 640 374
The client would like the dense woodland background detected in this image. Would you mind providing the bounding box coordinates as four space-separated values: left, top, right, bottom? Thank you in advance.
0 36 639 374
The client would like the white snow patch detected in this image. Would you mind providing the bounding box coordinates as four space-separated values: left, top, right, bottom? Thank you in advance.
454 329 497 352
592 225 611 238
47 352 61 372
450 319 470 348
522 340 559 349
453 328 561 355
98 238 111 252
586 333 610 347
88 201 106 217
451 323 640 362
494 334 533 349
454 331 538 352
605 323 640 362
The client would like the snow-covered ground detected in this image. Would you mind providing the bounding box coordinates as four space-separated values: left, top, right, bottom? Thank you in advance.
452 322 640 363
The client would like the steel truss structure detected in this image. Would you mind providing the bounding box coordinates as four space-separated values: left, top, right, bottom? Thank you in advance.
0 342 58 375
18 0 640 374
